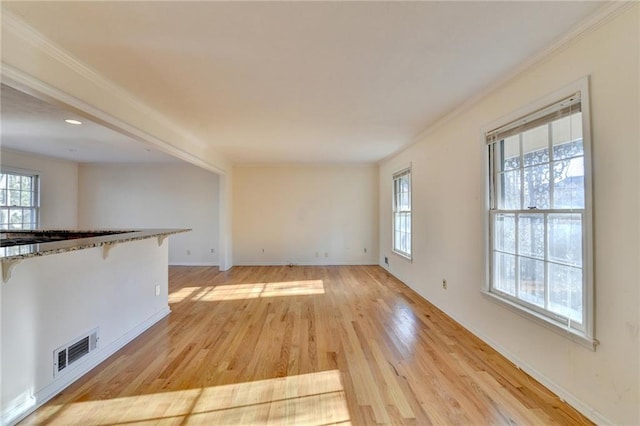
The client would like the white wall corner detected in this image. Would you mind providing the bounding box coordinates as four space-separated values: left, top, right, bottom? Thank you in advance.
219 173 234 271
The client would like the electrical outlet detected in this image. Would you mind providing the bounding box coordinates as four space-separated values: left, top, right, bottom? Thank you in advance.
364 248 367 253
211 248 215 253
384 256 389 265
186 249 191 255
442 279 447 290
155 285 160 296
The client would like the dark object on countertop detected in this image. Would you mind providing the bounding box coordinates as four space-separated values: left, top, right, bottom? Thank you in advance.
0 230 128 247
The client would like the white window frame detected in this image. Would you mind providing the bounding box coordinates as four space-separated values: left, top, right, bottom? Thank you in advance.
0 168 40 230
392 165 412 260
483 78 596 350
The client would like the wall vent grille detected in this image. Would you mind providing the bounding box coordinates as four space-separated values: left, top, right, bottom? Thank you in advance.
54 328 99 378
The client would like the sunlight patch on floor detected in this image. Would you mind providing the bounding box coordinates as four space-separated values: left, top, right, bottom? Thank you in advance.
168 286 203 303
36 370 349 425
170 280 325 303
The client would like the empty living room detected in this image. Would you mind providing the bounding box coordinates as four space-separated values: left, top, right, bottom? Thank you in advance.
0 1 638 425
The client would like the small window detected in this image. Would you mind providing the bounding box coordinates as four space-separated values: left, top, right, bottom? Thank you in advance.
0 171 39 230
393 167 411 259
486 85 595 348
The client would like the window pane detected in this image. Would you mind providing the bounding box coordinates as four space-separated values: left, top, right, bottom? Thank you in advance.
519 257 544 307
401 193 409 211
8 174 21 189
21 176 32 191
553 157 584 209
548 214 582 267
400 176 409 192
21 191 32 206
404 231 411 255
501 135 521 171
0 189 5 206
518 214 544 259
554 139 584 161
522 125 549 166
28 208 37 229
0 208 7 225
494 213 515 254
0 174 6 189
523 164 550 209
494 252 516 296
9 190 21 206
9 208 23 229
23 209 32 224
552 113 582 159
498 170 521 210
549 263 582 324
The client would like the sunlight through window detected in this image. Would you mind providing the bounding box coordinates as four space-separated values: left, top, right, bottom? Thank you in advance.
38 370 349 425
168 286 203 303
170 280 325 302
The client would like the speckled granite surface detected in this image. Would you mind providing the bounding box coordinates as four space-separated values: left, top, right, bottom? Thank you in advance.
0 229 190 261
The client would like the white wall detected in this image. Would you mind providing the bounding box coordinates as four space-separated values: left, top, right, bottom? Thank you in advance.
233 165 378 265
379 6 638 425
78 163 220 266
0 149 78 229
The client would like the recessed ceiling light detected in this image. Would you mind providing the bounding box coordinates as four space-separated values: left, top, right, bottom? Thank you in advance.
65 119 82 125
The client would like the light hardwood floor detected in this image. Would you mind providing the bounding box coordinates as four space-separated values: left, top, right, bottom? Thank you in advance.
22 265 592 425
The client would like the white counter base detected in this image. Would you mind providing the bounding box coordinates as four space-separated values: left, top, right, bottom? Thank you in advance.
1 237 172 425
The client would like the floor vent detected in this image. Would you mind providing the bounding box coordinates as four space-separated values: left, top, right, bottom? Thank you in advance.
54 328 99 378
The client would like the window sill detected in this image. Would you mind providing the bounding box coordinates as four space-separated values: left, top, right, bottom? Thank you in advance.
481 290 598 351
391 250 412 262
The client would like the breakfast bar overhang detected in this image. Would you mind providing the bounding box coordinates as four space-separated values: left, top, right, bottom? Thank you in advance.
0 228 189 425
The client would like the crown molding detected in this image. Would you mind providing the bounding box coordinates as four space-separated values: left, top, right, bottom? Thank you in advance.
386 1 636 164
1 10 229 175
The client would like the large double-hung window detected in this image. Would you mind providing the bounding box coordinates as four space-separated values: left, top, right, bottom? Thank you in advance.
0 171 39 230
393 167 411 259
486 82 595 348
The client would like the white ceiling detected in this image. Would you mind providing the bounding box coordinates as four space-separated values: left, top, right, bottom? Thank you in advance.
0 85 179 163
2 1 605 164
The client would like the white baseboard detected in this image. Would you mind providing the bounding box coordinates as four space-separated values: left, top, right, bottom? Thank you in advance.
380 264 610 426
455 321 611 425
232 261 378 266
2 307 171 426
169 262 218 267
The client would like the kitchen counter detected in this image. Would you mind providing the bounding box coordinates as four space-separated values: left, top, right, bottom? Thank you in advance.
0 229 189 262
1 228 188 424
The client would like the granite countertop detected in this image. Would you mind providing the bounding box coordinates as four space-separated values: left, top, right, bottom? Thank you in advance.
0 229 190 262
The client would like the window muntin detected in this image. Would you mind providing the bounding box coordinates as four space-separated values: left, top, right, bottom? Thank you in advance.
0 171 39 230
488 92 592 338
393 168 411 259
